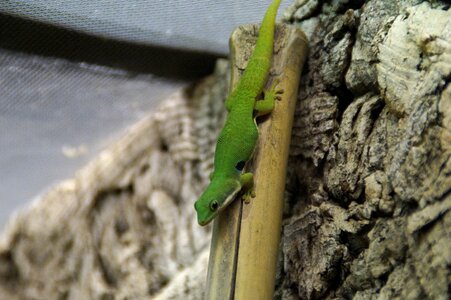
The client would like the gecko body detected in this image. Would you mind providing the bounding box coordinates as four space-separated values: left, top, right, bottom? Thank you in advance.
195 0 283 226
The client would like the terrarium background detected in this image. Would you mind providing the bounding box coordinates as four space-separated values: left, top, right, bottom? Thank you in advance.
0 0 287 228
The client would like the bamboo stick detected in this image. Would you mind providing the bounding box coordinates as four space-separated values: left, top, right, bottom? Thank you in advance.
205 24 308 300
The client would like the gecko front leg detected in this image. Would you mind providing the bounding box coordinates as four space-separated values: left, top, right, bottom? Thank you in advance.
240 172 256 203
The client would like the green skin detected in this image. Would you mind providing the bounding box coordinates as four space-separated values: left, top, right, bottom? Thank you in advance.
194 0 283 226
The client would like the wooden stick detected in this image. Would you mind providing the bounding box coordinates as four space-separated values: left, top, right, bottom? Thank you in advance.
206 24 308 300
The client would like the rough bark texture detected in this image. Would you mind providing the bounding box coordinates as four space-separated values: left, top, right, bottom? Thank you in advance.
0 1 449 299
280 1 450 299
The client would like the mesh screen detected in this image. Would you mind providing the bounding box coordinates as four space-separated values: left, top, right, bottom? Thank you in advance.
0 48 184 228
1 0 290 54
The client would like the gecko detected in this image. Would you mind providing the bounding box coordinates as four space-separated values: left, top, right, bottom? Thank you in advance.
194 0 283 226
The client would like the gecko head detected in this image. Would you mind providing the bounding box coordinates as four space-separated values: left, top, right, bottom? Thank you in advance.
194 177 241 226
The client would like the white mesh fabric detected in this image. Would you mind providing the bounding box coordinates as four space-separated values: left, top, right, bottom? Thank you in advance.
1 0 289 54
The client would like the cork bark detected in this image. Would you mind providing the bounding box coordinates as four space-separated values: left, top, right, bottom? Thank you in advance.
280 1 450 299
0 1 449 299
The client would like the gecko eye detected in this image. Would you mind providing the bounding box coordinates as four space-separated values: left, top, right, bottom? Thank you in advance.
235 161 245 171
210 200 219 211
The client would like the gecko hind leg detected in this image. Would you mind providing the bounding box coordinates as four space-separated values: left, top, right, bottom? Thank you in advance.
254 79 284 117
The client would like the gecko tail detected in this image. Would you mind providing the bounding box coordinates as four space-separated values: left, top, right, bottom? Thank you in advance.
237 0 282 93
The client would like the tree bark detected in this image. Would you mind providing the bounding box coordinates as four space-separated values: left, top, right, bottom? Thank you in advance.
280 1 450 299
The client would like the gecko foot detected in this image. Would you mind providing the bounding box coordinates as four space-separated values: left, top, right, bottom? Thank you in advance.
266 79 284 101
242 189 256 204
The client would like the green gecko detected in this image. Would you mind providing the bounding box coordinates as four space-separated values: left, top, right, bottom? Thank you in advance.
194 0 283 226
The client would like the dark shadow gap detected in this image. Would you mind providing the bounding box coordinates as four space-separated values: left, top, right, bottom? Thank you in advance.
0 13 222 80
